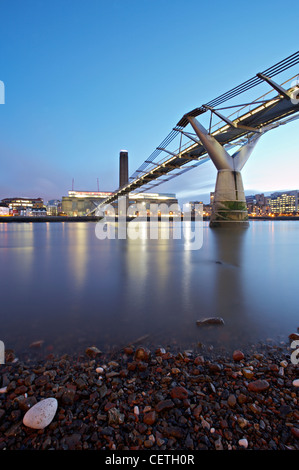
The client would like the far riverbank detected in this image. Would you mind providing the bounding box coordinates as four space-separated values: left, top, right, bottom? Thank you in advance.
0 216 102 223
1 215 299 223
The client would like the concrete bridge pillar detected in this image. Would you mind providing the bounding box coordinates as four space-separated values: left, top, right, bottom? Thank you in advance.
187 116 261 228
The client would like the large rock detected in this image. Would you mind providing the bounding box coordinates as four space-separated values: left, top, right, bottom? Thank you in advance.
196 317 224 326
29 340 44 349
108 407 124 425
23 398 58 429
170 386 189 400
163 426 186 439
61 387 76 405
247 380 270 393
227 394 237 408
134 347 151 362
233 350 245 361
242 367 254 379
155 399 175 413
143 410 156 425
61 433 82 450
85 346 102 358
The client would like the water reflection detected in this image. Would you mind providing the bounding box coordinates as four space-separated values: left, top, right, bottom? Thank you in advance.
211 227 246 309
113 221 175 345
0 221 298 355
202 228 248 348
67 224 88 289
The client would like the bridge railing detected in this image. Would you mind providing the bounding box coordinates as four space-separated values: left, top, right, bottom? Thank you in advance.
209 74 298 135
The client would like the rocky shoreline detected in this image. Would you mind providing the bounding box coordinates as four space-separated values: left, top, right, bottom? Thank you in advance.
0 338 298 451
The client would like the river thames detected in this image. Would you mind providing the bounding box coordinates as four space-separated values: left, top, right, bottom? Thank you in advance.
0 220 298 356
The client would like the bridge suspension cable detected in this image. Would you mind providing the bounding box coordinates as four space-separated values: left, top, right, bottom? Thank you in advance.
130 51 299 181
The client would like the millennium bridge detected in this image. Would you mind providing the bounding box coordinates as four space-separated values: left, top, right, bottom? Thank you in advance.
93 52 299 227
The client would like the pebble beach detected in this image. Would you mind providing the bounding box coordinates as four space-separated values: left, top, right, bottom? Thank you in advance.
0 333 298 452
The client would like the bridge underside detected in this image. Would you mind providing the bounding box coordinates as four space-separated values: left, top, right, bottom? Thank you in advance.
102 87 299 206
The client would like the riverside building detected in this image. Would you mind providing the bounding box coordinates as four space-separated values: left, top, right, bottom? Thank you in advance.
269 191 298 215
62 151 178 217
0 197 44 216
245 191 299 216
61 190 178 217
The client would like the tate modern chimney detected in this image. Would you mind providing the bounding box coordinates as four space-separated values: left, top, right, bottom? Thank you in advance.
119 150 128 189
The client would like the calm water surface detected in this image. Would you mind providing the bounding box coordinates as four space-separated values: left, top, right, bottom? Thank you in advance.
0 220 298 355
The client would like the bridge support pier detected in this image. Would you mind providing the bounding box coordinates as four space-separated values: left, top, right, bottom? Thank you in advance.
210 169 248 227
187 116 261 228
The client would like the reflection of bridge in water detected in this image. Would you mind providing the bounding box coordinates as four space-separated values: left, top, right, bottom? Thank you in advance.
94 52 299 227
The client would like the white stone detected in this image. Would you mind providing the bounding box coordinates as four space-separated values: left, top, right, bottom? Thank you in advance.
238 438 248 449
23 398 58 429
134 406 139 415
292 379 299 387
0 386 7 393
96 367 104 374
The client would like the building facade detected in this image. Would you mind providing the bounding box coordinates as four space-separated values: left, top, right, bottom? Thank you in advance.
245 191 299 216
246 194 271 216
61 190 178 216
61 191 114 216
0 197 44 216
46 199 62 216
269 191 298 214
0 205 9 216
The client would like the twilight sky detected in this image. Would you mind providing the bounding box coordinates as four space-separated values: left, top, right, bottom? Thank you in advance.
0 0 298 204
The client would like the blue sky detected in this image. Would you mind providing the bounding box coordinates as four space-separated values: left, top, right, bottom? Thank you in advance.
0 0 298 203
